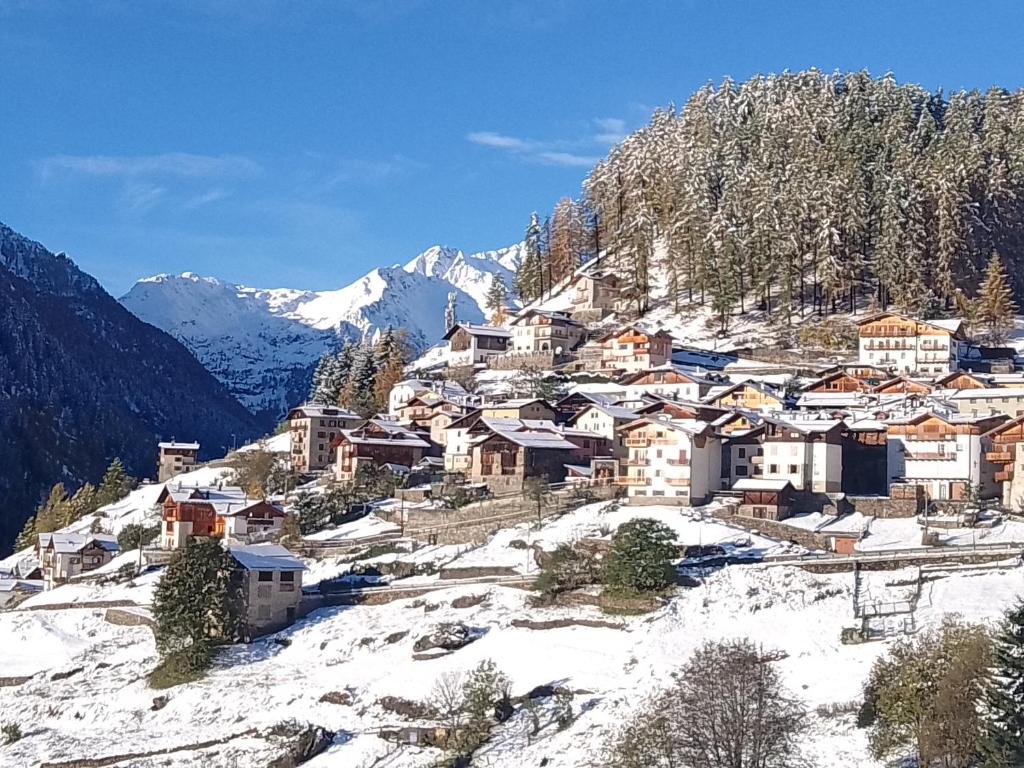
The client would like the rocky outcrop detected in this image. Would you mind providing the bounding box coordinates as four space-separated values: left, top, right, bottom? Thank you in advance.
412 623 481 657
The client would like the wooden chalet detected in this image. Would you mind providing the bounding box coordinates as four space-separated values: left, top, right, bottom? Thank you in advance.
732 479 795 521
335 420 431 481
871 375 934 395
596 325 674 373
983 415 1024 508
706 381 787 411
933 371 992 390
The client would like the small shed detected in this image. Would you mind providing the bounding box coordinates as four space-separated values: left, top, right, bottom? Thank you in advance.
732 479 796 521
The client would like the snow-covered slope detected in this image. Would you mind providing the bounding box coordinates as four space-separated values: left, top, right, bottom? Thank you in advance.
120 244 515 422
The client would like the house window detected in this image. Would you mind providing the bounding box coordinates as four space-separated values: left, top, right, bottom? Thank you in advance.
257 584 272 599
280 571 295 582
769 464 779 474
788 464 798 474
258 604 272 619
738 448 746 458
257 571 274 582
736 465 748 476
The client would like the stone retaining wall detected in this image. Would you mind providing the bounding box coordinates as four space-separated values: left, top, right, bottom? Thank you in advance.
104 607 155 630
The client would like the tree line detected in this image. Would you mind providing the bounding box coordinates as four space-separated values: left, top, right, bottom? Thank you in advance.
581 70 1024 332
13 459 136 550
307 328 409 417
514 199 598 304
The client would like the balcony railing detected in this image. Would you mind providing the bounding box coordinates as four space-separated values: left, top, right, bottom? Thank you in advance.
619 476 650 486
986 451 1013 463
666 477 691 486
996 469 1014 482
624 437 650 447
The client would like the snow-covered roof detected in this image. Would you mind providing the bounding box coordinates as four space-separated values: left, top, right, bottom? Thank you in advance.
483 430 580 450
948 388 1024 400
571 403 641 422
158 441 200 450
443 323 511 340
287 403 361 420
228 544 305 572
39 533 119 555
732 478 793 491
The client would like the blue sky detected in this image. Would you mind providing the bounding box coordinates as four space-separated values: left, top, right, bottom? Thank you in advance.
3 1 1024 295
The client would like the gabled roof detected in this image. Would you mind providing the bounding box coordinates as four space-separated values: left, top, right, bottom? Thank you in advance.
158 441 200 450
705 380 785 404
887 410 1008 427
39 533 118 555
229 544 305 572
508 309 581 327
948 387 1024 400
856 311 965 336
483 398 553 410
567 403 641 424
442 323 511 341
618 415 712 438
287 403 361 420
596 324 674 343
932 371 992 388
762 415 845 436
619 364 715 387
732 478 793 492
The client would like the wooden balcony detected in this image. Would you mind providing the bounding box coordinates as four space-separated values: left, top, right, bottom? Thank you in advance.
750 455 764 465
986 451 1013 463
624 437 650 447
996 469 1014 482
666 477 690 486
666 458 690 466
904 452 956 461
618 476 650 486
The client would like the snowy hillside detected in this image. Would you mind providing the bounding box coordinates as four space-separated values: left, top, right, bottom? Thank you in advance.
120 243 516 423
4 499 1024 767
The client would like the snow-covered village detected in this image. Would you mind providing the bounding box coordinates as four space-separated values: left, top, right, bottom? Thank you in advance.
7 5 1024 768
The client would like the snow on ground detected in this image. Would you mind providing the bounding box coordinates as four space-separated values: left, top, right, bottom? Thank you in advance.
17 568 161 610
5 558 1023 767
444 502 802 575
235 431 290 454
302 513 401 542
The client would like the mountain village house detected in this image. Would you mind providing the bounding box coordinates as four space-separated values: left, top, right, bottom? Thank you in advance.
617 416 722 505
287 404 363 472
758 417 845 493
886 411 1007 501
505 311 581 360
388 378 469 416
160 486 286 549
469 424 595 490
982 415 1024 508
706 381 787 411
597 325 674 373
37 533 119 589
949 388 1024 419
856 312 967 375
395 392 466 430
444 323 510 367
335 419 431 481
480 399 558 421
229 544 305 637
568 269 621 322
567 403 639 459
157 441 200 482
620 365 717 402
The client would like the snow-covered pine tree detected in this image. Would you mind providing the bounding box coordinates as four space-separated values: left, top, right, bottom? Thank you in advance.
308 353 331 403
978 251 1017 344
516 212 543 303
444 292 456 334
343 341 380 417
979 600 1024 768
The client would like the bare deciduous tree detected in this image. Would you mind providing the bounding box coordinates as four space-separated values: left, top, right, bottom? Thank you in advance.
606 638 805 768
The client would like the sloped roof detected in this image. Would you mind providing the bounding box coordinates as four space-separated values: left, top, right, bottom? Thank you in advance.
442 323 511 340
158 441 199 450
229 543 305 572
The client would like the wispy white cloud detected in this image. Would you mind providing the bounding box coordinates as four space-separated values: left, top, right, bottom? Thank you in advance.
183 188 231 209
37 152 263 182
467 131 533 151
467 117 627 168
120 181 166 213
536 151 600 168
593 117 628 145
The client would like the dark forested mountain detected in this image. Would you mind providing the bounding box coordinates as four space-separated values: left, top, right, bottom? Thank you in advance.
580 70 1024 325
0 222 263 553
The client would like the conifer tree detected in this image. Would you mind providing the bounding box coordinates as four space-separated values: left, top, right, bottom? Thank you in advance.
444 291 457 333
979 600 1024 767
516 212 544 303
13 516 36 552
978 251 1017 344
373 329 409 410
485 274 508 324
152 537 243 671
96 459 135 508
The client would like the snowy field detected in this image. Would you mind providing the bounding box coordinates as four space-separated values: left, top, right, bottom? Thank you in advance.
3 498 1024 766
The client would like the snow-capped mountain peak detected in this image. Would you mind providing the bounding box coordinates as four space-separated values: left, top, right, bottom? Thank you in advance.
120 243 520 422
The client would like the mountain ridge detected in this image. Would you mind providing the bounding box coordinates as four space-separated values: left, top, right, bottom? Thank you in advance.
120 242 522 421
0 221 264 554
